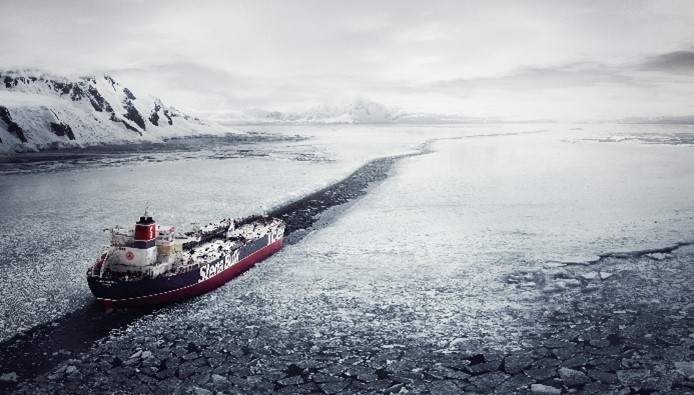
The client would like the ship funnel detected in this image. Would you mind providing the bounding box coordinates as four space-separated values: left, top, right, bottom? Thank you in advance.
134 214 157 249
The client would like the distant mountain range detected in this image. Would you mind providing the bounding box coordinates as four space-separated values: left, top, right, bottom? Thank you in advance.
0 69 568 155
215 100 517 125
250 100 400 124
0 70 232 153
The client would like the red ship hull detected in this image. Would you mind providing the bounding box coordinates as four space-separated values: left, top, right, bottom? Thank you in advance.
94 238 283 308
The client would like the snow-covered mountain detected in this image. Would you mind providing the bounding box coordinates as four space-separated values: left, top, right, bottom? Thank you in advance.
240 100 400 124
215 100 508 125
0 70 234 154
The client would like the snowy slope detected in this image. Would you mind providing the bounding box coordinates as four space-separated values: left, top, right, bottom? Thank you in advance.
0 70 235 153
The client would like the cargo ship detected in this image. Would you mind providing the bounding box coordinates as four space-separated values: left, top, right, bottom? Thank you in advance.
87 212 285 307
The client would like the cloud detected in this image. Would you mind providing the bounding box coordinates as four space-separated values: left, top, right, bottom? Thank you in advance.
638 49 694 73
431 62 635 93
402 49 694 120
429 45 694 97
0 91 67 107
4 1 693 120
109 62 252 95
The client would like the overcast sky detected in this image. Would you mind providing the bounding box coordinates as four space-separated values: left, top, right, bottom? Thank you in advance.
1 0 693 121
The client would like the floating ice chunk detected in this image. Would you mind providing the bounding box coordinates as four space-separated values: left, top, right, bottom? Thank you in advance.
191 387 212 395
560 259 591 266
543 262 566 268
599 272 614 280
211 374 230 385
581 272 598 280
531 383 561 394
557 279 581 287
675 361 694 379
647 252 668 260
558 367 589 386
0 372 17 383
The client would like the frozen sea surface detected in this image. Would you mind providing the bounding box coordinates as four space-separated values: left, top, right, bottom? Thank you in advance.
0 124 495 341
3 123 694 393
1 122 693 346
150 126 694 351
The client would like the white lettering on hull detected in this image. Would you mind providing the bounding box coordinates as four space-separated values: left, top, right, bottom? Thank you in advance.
198 249 241 283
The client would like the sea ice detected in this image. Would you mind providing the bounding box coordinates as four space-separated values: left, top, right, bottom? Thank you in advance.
2 122 694 350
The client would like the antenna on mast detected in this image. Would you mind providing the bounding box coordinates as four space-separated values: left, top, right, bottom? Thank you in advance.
144 202 149 217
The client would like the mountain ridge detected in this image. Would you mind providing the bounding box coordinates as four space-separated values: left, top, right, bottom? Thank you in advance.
0 70 234 154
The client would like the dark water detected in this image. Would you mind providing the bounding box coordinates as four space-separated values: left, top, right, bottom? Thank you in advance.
0 303 151 393
0 132 308 175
